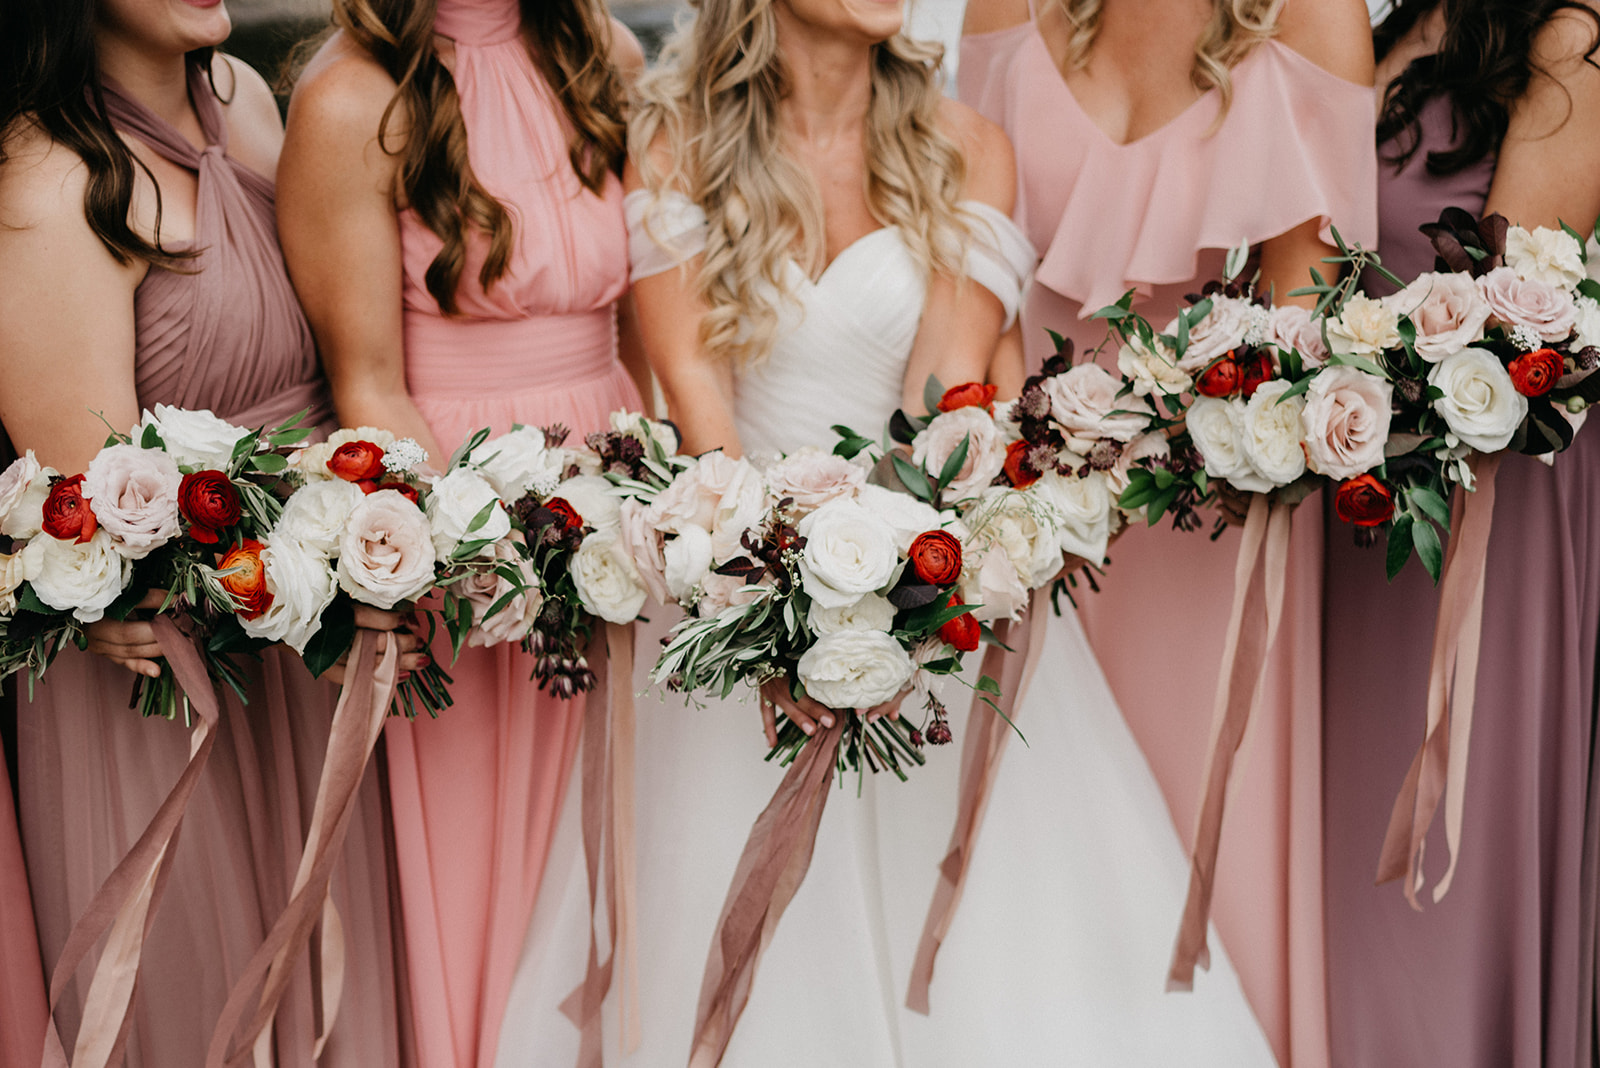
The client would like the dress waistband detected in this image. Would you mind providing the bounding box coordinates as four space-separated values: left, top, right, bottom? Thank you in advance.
403 308 619 397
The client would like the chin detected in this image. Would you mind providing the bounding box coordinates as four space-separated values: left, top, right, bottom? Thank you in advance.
174 0 233 50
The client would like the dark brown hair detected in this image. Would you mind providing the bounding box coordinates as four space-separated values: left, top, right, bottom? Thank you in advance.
333 0 628 314
1375 0 1600 175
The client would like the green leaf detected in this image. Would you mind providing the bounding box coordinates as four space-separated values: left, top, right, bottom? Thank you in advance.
890 453 934 502
464 499 499 535
1561 219 1586 259
250 452 288 474
922 374 946 417
140 423 164 450
1385 514 1415 581
1145 484 1180 527
936 433 971 492
1413 519 1444 583
1274 373 1316 405
1327 352 1392 380
447 427 492 472
1408 485 1452 530
301 597 356 678
1578 278 1600 304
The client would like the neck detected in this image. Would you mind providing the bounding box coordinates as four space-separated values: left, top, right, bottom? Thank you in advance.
96 33 194 128
774 12 876 144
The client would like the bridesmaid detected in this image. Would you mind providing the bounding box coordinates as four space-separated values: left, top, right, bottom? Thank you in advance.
1322 3 1600 1065
0 0 413 1064
959 0 1375 1064
278 2 648 1065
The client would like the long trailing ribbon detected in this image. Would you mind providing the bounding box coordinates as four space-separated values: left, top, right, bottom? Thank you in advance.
687 719 845 1068
1168 494 1294 990
41 616 220 1068
205 628 399 1068
1377 453 1502 907
559 622 641 1067
906 587 1049 1014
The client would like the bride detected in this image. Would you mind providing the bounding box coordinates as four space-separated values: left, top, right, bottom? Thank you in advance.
495 0 1278 1063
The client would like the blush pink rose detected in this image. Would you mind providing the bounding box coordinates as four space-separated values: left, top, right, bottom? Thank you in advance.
1301 367 1394 480
1044 363 1153 446
764 447 866 513
1477 265 1578 342
910 407 1006 499
1265 304 1330 367
83 443 183 559
1383 271 1492 363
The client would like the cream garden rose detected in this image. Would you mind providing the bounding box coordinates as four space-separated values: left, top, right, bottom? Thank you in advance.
0 551 23 615
967 488 1062 589
275 479 364 556
475 425 564 499
0 451 50 539
795 629 915 709
1035 470 1113 565
555 475 622 536
22 529 130 623
82 443 183 559
796 498 899 610
764 447 866 512
1427 347 1528 452
1186 396 1271 492
1237 379 1307 487
691 452 767 563
807 592 897 636
337 489 436 609
1116 335 1192 397
571 531 648 624
1383 271 1491 363
662 524 714 603
1301 366 1393 479
1504 225 1586 289
1326 293 1402 357
855 483 943 555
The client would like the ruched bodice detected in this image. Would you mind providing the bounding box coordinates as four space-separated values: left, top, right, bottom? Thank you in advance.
104 62 327 429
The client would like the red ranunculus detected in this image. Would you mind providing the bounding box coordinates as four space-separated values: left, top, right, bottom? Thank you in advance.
937 596 981 652
1508 348 1562 397
218 539 273 620
178 470 241 544
1002 439 1040 488
41 474 97 543
908 530 963 586
1333 474 1395 528
377 481 420 504
327 441 386 482
542 497 584 531
1195 356 1241 397
1238 350 1276 399
937 382 998 414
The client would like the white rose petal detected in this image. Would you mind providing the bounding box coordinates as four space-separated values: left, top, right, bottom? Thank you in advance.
1035 471 1112 566
609 410 680 455
796 630 915 709
139 405 251 472
1427 347 1528 452
1116 335 1193 397
855 484 944 555
1237 379 1308 487
0 452 54 540
239 535 339 654
1301 366 1393 479
556 475 623 536
662 524 714 603
765 447 867 513
571 531 648 624
0 552 26 615
909 407 1007 499
1165 294 1257 371
276 480 366 556
336 489 437 609
426 468 511 562
21 529 130 623
475 426 564 499
958 542 1030 623
796 498 899 610
807 592 898 636
1382 271 1492 363
1186 396 1271 492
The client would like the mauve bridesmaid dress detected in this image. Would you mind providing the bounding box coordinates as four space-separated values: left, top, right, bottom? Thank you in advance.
1321 92 1600 1068
0 680 46 1068
15 62 409 1067
379 2 641 1066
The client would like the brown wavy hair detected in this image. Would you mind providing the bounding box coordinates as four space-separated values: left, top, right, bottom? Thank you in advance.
332 0 628 313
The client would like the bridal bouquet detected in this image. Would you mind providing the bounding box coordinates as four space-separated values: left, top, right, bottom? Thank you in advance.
0 406 313 719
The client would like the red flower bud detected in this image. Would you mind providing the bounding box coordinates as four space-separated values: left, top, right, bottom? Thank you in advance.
908 530 963 586
1237 350 1276 399
377 481 420 504
327 441 386 483
41 474 97 543
937 382 998 414
542 497 584 531
178 471 242 544
937 596 981 652
1333 474 1395 528
1508 348 1562 397
1195 356 1241 398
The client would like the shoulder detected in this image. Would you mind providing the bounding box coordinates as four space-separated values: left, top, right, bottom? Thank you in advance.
288 32 402 139
624 126 685 195
1274 0 1375 86
937 98 1015 212
0 126 134 278
606 17 647 81
1531 2 1600 74
962 0 1032 38
212 54 286 176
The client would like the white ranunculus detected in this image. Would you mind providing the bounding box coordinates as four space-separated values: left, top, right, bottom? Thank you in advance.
475 425 564 500
239 535 339 654
1116 335 1193 397
1326 293 1402 357
1166 294 1257 371
1504 224 1586 289
1427 347 1529 452
796 629 915 709
459 537 542 649
82 443 182 559
556 475 622 536
0 552 25 615
1382 271 1492 363
1035 471 1113 565
1186 397 1271 492
21 529 130 622
1044 363 1153 445
765 447 866 513
571 531 648 624
796 498 899 610
276 480 365 556
1265 304 1330 368
139 405 251 472
910 407 1006 500
1237 379 1308 487
426 468 511 561
336 489 437 609
1301 366 1393 479
855 483 944 555
609 410 680 455
662 524 714 602
807 591 897 636
0 452 53 540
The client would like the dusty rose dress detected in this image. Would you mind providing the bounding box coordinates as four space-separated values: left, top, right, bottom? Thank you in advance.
381 3 641 1066
1321 93 1600 1068
960 17 1376 1067
0 681 46 1068
16 64 408 1067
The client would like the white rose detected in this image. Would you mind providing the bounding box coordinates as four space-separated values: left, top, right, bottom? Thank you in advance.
765 447 866 513
426 468 511 561
0 552 25 615
1265 304 1330 368
609 410 680 455
82 443 182 559
139 405 251 472
238 535 339 654
276 479 365 556
336 489 437 609
855 483 945 555
1237 379 1308 487
796 630 915 709
1186 396 1271 492
909 407 1006 500
1504 225 1585 289
1044 363 1153 445
1301 366 1393 479
1427 347 1529 452
796 498 899 609
1035 471 1112 565
475 425 564 500
1574 296 1600 352
556 475 622 536
958 542 1031 623
0 452 54 540
1166 294 1257 371
1116 335 1192 397
21 529 130 623
807 591 897 636
644 458 719 536
460 537 542 649
570 531 648 624
968 488 1062 590
1382 271 1492 363
1326 293 1402 357
662 524 714 602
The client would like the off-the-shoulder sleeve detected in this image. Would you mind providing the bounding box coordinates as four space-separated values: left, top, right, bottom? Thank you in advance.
957 200 1037 330
625 189 709 283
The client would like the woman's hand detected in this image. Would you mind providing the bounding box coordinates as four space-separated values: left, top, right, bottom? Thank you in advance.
84 590 167 678
756 676 910 747
323 606 429 686
1213 482 1252 527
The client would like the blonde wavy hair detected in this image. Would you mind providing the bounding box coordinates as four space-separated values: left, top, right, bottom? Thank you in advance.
631 0 971 366
1050 0 1284 119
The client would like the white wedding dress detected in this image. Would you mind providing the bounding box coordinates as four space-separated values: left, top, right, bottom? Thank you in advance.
490 191 1278 1067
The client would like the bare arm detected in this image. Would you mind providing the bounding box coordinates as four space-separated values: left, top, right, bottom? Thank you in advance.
277 41 444 461
962 0 1031 37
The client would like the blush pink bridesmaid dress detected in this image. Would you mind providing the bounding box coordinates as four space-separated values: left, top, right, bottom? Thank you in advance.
959 15 1375 1067
0 691 46 1068
381 3 641 1066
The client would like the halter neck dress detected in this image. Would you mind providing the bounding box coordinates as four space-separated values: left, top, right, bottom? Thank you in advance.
1321 92 1600 1068
960 17 1377 1068
378 2 642 1065
15 60 408 1066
